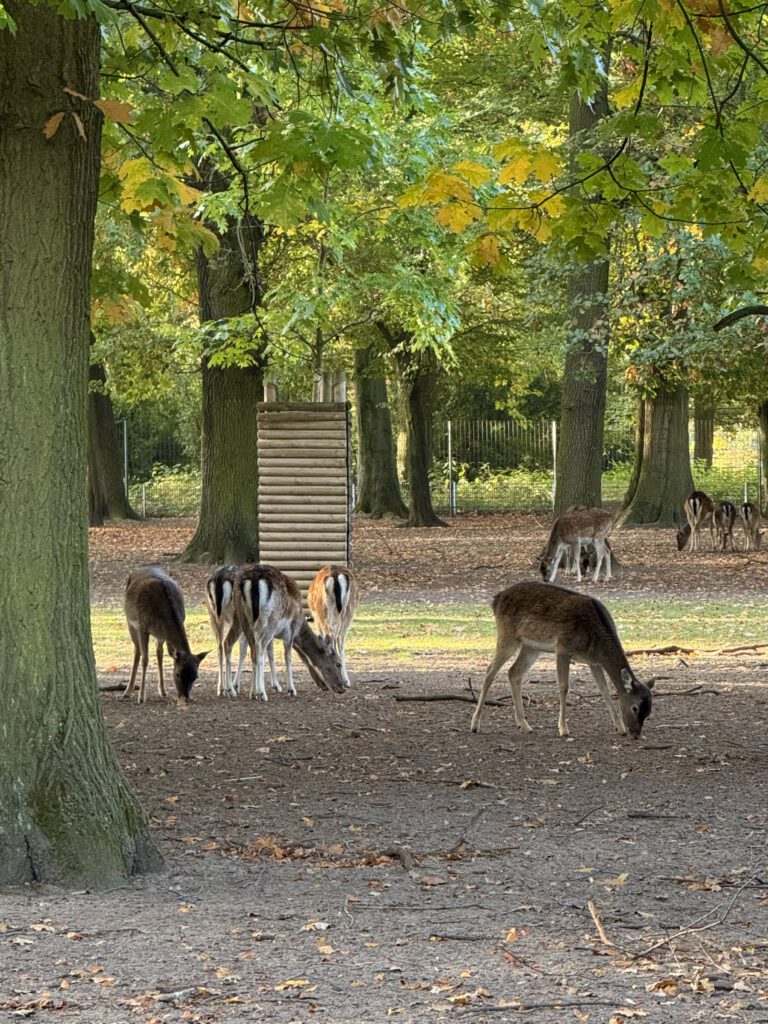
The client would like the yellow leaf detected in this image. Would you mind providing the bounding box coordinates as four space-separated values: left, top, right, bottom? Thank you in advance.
43 112 65 139
452 160 491 186
602 872 628 887
435 201 481 232
63 85 89 101
94 98 134 124
529 151 561 182
397 183 426 208
422 170 474 205
492 137 527 162
499 155 532 186
748 176 768 204
613 78 642 110
172 179 203 206
316 941 334 955
71 112 86 140
473 234 501 266
275 978 312 991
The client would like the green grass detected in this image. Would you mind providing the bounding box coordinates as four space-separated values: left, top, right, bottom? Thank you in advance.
93 597 768 677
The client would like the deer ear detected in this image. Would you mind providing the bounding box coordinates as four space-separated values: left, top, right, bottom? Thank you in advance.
195 650 210 664
646 676 656 690
620 668 633 691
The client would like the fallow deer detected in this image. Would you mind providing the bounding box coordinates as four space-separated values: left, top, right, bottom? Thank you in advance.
714 500 737 552
740 501 761 551
470 581 653 739
539 507 613 584
205 566 248 698
678 490 714 552
234 564 346 701
123 567 208 704
307 565 358 688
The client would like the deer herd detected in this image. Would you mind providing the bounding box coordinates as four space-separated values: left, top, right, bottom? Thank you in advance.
120 488 757 742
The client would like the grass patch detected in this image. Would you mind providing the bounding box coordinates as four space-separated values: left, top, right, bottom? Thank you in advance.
92 596 768 678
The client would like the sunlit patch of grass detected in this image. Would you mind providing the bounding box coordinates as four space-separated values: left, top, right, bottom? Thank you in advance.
91 596 768 677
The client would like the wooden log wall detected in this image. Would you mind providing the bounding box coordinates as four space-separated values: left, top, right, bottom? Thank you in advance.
257 401 350 596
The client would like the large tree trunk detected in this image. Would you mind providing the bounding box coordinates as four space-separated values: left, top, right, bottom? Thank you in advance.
88 361 138 525
622 397 645 507
693 397 715 467
0 2 161 886
617 384 694 526
180 202 265 564
353 345 408 518
554 86 610 515
757 400 768 515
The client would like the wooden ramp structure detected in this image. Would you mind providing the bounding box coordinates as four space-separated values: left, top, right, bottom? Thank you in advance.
257 382 350 597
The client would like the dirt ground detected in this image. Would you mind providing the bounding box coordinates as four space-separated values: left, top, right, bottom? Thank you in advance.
2 515 768 1024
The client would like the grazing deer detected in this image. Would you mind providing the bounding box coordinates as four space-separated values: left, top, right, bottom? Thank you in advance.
123 567 208 704
740 501 762 551
539 507 613 584
678 490 714 552
714 501 737 552
307 565 358 688
470 581 653 739
234 564 346 701
205 566 248 698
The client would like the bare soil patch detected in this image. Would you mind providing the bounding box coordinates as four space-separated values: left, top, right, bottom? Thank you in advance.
3 515 768 1023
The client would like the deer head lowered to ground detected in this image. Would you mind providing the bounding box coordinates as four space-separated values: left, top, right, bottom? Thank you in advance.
714 500 737 552
539 507 614 584
234 564 346 701
470 581 653 739
307 564 358 689
123 566 208 704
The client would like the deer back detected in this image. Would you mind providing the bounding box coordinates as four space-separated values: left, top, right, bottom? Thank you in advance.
685 490 714 527
235 564 302 643
125 567 190 652
206 565 240 634
307 565 358 636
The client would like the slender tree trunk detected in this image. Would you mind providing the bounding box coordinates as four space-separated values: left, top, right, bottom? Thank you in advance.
390 341 447 528
88 361 138 525
0 2 161 885
693 397 715 467
554 83 611 515
353 345 408 518
180 196 265 564
623 397 645 507
757 401 768 515
617 384 694 526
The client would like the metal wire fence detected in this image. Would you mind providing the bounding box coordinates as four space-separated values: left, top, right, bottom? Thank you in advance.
121 417 762 518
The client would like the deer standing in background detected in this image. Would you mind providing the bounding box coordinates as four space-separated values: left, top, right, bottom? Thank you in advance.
539 507 613 584
123 567 208 704
307 565 358 688
740 502 762 551
234 564 346 701
470 581 653 739
714 501 737 552
678 490 715 552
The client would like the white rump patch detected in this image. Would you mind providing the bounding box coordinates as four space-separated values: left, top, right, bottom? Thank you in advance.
258 578 274 618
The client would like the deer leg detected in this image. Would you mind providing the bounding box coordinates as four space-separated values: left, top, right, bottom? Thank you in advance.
589 664 626 734
268 640 282 693
137 631 151 703
547 545 566 583
283 640 297 697
156 640 166 698
556 653 572 736
232 635 247 695
250 640 267 702
470 645 516 733
123 626 141 700
508 646 539 732
591 540 604 584
337 629 351 688
216 635 226 697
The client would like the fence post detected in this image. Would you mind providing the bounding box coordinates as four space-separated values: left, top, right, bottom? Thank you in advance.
447 420 455 516
551 420 557 509
121 419 128 497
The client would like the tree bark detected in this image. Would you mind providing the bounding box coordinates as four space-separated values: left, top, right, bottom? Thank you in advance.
0 2 161 886
392 343 447 528
693 397 715 467
617 384 694 526
554 85 610 515
353 345 408 518
88 361 138 525
757 400 768 515
622 397 645 507
179 190 265 564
